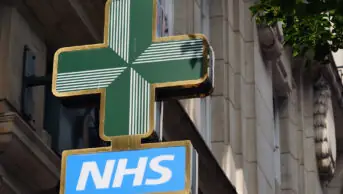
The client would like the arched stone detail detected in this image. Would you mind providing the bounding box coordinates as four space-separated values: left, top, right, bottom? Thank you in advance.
313 76 337 182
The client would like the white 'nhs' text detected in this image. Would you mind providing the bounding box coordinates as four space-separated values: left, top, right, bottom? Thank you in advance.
76 155 175 191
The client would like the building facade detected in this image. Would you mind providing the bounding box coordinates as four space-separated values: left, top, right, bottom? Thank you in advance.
0 0 343 194
172 0 343 193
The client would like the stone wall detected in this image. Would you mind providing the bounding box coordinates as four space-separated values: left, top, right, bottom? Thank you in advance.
301 74 324 194
0 6 46 134
173 0 328 194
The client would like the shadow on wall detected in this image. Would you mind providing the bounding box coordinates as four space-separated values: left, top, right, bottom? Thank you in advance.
180 34 205 70
215 143 246 193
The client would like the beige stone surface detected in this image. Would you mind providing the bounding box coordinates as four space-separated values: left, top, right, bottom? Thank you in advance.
303 137 318 172
173 0 191 34
179 99 197 126
298 165 305 194
228 99 241 153
281 190 296 194
210 16 226 61
257 124 275 187
304 171 323 194
212 59 227 97
238 0 253 42
186 0 329 194
210 0 226 18
297 130 304 165
227 64 236 103
228 0 239 30
324 188 341 194
193 0 202 33
257 166 274 194
234 73 242 109
211 142 243 185
228 25 242 72
242 42 255 83
255 91 274 147
255 72 273 114
211 96 227 142
279 118 299 159
280 153 299 193
242 118 257 162
303 116 314 138
243 161 258 194
302 85 314 117
232 154 244 194
241 81 255 118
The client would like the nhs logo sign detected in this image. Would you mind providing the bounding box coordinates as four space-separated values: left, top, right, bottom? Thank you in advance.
61 145 190 194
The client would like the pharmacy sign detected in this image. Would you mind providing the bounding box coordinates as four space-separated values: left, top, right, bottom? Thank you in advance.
52 0 212 193
62 142 195 194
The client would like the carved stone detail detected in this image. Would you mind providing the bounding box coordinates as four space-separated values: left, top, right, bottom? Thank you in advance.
257 24 283 61
313 76 337 181
257 24 292 97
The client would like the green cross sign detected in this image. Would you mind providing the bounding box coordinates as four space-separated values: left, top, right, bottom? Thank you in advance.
52 0 212 140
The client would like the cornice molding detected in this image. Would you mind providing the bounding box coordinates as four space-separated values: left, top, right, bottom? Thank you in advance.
0 112 60 193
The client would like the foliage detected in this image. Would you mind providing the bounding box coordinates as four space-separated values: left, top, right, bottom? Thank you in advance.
250 0 343 63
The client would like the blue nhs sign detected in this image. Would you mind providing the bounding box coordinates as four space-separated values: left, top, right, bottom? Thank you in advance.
64 146 187 194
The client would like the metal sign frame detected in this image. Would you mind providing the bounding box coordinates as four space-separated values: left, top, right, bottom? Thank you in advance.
60 140 193 194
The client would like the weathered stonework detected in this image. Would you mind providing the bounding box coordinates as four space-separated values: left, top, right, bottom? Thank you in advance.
257 24 283 62
313 76 337 182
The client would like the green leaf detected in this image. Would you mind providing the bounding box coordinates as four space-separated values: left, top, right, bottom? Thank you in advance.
293 50 299 57
249 0 343 64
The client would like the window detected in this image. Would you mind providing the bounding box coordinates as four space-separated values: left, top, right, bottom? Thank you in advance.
22 46 35 123
156 0 170 37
